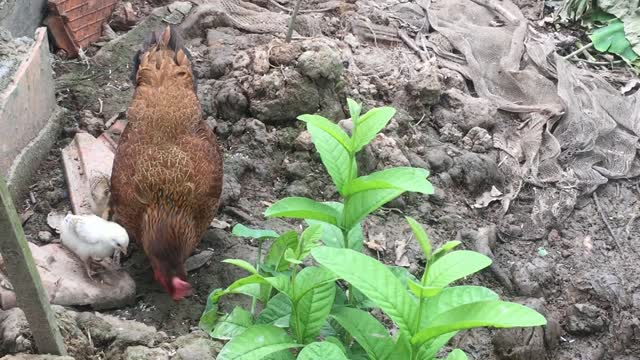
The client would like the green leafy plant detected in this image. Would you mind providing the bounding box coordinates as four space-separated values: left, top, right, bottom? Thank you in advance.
200 99 547 359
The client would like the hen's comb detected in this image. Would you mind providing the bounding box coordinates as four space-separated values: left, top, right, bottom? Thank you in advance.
171 277 193 301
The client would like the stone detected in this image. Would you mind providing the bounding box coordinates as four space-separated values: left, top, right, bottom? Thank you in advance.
172 332 222 360
214 83 249 122
461 127 493 153
448 152 503 193
268 41 302 66
405 65 442 106
124 346 169 360
297 48 343 81
566 303 606 335
0 308 32 354
294 131 314 151
37 231 52 242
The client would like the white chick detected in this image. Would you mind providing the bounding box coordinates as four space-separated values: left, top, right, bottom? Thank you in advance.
60 214 129 280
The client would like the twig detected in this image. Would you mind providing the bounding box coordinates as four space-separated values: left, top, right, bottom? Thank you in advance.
573 58 625 66
398 29 426 62
285 0 304 42
563 42 594 60
269 0 334 13
592 192 622 252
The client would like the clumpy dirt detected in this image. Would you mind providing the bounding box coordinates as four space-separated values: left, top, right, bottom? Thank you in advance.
5 0 640 359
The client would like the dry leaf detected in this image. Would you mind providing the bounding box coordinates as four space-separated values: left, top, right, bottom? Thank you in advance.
210 218 231 229
472 185 503 209
394 240 410 267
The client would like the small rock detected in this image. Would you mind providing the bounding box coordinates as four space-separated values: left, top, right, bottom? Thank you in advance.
80 110 104 136
44 189 65 205
233 51 251 69
285 161 312 180
0 355 74 360
338 119 353 135
461 127 492 153
448 152 503 193
297 48 343 81
511 258 551 297
493 299 561 359
0 308 32 354
269 41 303 66
439 123 464 143
286 180 313 198
124 346 168 360
253 49 270 75
566 303 607 335
405 64 442 106
172 332 222 360
343 33 360 48
110 1 138 31
425 147 454 173
294 131 314 151
38 231 53 242
369 134 411 168
214 83 248 122
97 313 161 348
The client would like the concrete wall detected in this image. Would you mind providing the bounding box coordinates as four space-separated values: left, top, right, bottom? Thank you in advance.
0 27 57 201
0 0 48 37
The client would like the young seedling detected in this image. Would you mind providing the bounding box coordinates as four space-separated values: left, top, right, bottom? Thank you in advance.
200 99 546 359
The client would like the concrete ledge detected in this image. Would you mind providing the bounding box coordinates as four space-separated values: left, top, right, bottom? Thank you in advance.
0 27 57 177
7 106 68 205
0 26 58 205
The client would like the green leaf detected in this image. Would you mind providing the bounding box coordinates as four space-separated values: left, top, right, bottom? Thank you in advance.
405 217 431 259
264 350 296 360
342 168 433 196
411 301 547 345
388 266 419 288
293 267 338 301
445 349 468 360
431 241 462 264
284 248 303 265
352 106 396 152
426 251 491 288
224 275 269 298
266 197 340 225
211 307 253 340
330 307 395 360
265 231 299 272
307 202 362 251
298 114 352 152
422 286 499 324
393 333 413 360
199 289 222 333
312 247 418 336
232 224 279 239
590 20 638 62
408 280 442 298
217 325 302 360
298 224 323 260
297 342 349 360
305 122 353 191
343 188 404 230
415 332 458 360
257 293 293 326
223 259 258 274
265 275 293 298
290 277 336 343
347 98 362 123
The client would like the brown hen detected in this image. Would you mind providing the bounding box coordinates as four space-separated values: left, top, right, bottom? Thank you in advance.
110 26 223 301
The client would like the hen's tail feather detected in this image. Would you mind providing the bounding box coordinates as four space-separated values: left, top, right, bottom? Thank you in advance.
129 25 197 92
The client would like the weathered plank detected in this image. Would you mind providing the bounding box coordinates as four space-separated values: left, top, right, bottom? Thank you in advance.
0 175 66 355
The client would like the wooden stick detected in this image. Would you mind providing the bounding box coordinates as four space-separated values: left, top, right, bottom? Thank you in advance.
286 0 304 42
0 176 66 355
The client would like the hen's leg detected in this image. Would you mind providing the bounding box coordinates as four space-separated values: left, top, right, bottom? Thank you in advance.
83 258 96 280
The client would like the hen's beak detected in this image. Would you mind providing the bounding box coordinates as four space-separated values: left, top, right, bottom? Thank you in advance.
120 245 128 256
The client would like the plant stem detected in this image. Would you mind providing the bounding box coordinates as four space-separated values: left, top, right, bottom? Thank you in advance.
290 265 304 343
285 0 303 42
250 239 264 316
412 262 430 358
563 42 594 60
